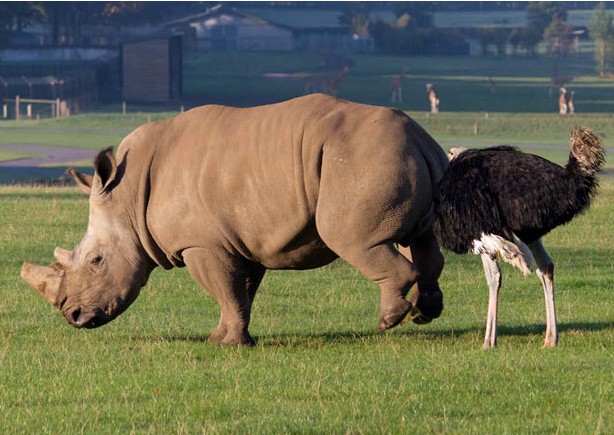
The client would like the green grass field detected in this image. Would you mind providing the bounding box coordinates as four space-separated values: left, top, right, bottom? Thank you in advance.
181 52 614 113
0 178 612 433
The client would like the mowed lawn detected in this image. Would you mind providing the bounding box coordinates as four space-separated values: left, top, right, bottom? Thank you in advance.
0 178 612 432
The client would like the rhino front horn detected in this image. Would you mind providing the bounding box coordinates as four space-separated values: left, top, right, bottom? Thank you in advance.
21 262 63 307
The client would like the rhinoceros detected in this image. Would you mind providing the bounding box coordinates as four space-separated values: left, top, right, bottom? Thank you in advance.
21 94 448 346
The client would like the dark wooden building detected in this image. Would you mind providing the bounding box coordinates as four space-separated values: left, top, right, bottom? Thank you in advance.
122 36 182 102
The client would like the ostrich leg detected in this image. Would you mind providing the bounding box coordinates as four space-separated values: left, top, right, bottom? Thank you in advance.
529 239 558 347
481 254 502 349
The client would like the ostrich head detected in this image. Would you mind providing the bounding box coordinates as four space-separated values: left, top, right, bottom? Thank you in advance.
447 147 468 161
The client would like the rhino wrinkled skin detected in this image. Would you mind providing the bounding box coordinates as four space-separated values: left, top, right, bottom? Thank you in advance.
21 94 448 346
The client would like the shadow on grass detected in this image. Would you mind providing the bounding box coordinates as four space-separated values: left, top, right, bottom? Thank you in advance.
153 320 613 347
497 321 614 337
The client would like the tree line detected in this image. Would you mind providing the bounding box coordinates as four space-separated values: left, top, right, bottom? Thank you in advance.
0 2 191 46
345 1 614 76
2 1 614 76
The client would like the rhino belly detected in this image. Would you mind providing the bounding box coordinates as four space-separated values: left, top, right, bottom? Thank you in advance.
246 222 338 270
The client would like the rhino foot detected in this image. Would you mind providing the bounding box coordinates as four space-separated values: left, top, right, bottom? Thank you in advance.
378 299 412 332
415 289 443 320
208 326 227 344
219 333 256 347
209 325 256 347
409 306 433 325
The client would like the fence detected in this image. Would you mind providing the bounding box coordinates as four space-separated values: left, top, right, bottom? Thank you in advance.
2 95 69 120
0 69 99 119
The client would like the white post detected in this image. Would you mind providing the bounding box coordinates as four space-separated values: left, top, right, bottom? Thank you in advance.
56 98 60 118
2 104 7 119
122 101 126 114
15 95 20 121
27 104 32 118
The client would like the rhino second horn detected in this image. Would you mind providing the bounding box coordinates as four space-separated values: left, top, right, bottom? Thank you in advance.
20 262 62 307
54 247 73 266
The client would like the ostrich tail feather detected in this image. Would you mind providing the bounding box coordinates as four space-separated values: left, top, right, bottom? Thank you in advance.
472 233 534 276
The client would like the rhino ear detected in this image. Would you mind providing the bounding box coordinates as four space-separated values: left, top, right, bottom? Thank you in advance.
67 168 93 195
93 147 118 194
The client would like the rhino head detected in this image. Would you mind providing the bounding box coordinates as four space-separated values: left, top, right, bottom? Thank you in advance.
21 148 155 328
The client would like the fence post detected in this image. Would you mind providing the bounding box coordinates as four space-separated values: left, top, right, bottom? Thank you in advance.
15 95 20 121
56 98 60 118
122 101 126 115
2 104 7 119
27 104 32 118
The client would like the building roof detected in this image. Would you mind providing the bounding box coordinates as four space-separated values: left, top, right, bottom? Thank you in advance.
434 9 600 29
240 8 346 30
165 4 348 32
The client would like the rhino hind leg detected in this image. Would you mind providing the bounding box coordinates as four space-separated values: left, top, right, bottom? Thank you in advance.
184 248 263 346
399 228 445 323
315 147 434 331
321 239 418 331
316 219 419 330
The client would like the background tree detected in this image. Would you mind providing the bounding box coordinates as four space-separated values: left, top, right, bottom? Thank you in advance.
370 4 445 55
522 1 567 56
475 28 510 57
520 27 542 56
0 2 46 46
544 14 575 79
526 1 567 35
589 2 614 77
508 27 522 55
339 2 371 38
391 2 434 29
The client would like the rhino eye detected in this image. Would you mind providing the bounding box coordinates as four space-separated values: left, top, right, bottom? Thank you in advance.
88 254 105 271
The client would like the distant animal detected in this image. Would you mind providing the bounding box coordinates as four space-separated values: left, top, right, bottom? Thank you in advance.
568 90 575 115
324 66 349 96
549 75 574 98
559 87 568 114
433 127 605 348
303 74 325 94
426 83 439 113
21 94 449 347
390 66 410 104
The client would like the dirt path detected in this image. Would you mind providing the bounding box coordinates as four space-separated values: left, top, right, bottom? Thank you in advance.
0 143 97 167
0 143 97 184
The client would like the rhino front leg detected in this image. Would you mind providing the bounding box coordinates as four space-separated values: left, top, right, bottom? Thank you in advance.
183 248 263 346
207 261 265 343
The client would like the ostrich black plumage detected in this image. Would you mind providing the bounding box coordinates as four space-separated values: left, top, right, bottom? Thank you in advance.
433 128 605 348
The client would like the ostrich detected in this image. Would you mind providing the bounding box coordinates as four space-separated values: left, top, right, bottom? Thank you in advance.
432 128 605 348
